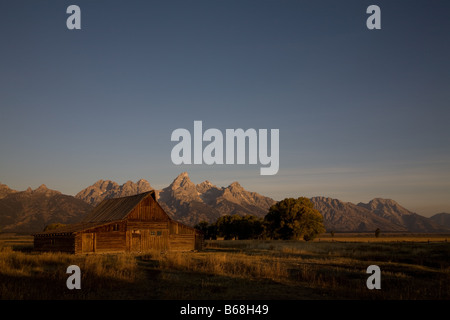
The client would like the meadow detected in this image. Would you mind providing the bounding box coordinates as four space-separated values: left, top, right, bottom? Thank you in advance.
0 233 449 300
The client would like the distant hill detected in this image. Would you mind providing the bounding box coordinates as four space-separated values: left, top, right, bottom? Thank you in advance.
429 213 450 228
0 184 93 233
359 198 448 233
311 197 449 233
311 196 406 232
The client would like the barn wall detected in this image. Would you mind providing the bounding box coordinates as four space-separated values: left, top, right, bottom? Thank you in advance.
167 220 202 251
95 231 126 253
169 234 196 251
34 193 203 254
127 196 169 221
71 221 128 254
125 220 202 252
169 220 198 235
195 234 203 251
74 234 82 254
127 221 168 229
34 235 75 253
126 229 169 252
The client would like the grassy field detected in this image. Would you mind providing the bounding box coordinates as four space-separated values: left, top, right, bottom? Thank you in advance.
0 233 449 300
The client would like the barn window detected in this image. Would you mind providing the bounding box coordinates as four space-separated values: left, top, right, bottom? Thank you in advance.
150 231 155 235
113 224 119 231
157 231 162 236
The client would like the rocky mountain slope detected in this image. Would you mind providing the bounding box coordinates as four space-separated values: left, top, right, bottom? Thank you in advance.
75 179 152 206
0 185 93 233
156 172 276 226
311 197 449 232
74 173 276 226
358 198 446 232
311 196 406 232
0 183 17 199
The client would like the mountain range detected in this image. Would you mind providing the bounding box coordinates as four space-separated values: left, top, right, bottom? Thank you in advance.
156 172 276 226
0 184 92 233
310 197 448 232
75 179 152 206
1 173 449 233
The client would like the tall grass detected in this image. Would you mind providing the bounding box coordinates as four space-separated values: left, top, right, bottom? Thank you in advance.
0 236 449 299
0 245 140 299
141 250 289 281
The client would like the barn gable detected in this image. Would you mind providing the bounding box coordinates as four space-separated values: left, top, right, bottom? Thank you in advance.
33 191 202 254
80 191 159 223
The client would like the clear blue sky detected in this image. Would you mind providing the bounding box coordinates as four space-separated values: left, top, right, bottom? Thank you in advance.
1 0 449 216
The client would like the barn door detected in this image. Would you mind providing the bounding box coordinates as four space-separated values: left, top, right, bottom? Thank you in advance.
82 233 95 253
131 231 141 252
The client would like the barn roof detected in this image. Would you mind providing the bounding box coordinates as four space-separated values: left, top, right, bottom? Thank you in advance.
33 190 201 237
34 221 111 236
81 191 155 223
34 191 156 236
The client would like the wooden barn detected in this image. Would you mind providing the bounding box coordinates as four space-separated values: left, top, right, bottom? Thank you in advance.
33 191 203 254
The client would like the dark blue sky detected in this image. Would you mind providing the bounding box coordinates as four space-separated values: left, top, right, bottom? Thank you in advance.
1 0 449 215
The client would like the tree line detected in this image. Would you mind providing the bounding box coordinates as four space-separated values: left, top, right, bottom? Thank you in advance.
194 197 326 241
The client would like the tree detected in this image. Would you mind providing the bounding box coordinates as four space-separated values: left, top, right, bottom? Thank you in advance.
375 228 381 238
216 215 241 240
206 223 218 240
234 215 264 240
209 215 265 240
264 197 325 241
194 221 218 240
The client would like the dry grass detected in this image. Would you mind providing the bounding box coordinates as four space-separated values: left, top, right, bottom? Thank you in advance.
0 234 449 300
0 243 140 299
140 250 289 281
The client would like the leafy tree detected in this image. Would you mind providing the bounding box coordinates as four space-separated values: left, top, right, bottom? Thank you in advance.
194 221 209 233
203 215 265 240
194 221 218 240
216 215 241 240
264 197 325 241
194 221 209 238
234 215 264 240
206 223 218 240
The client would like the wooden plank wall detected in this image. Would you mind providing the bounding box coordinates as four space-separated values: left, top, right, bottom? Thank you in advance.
126 229 170 252
74 234 82 254
78 221 127 253
34 235 76 253
95 232 126 253
195 234 203 251
127 196 169 221
169 234 196 251
169 220 203 251
127 221 168 229
142 229 169 251
169 220 197 235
